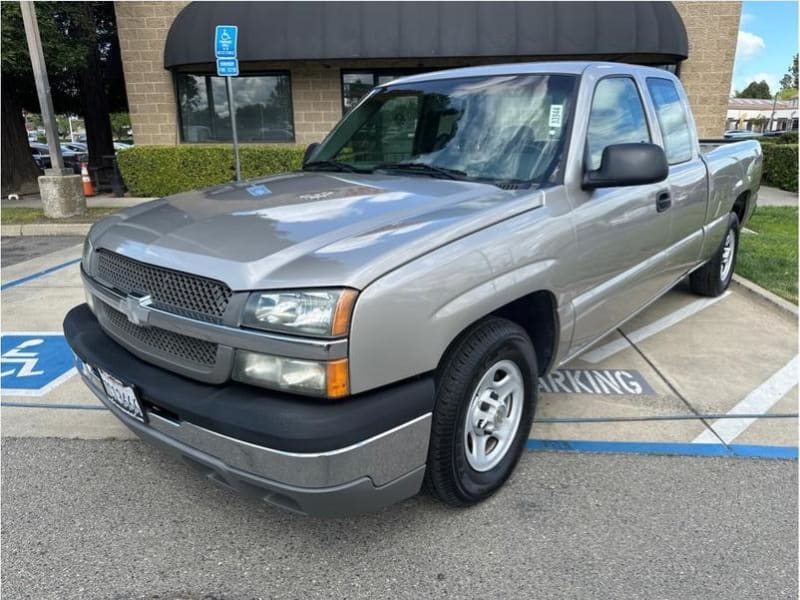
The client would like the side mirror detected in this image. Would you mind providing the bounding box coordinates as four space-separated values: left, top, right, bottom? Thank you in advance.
303 142 320 166
582 143 668 190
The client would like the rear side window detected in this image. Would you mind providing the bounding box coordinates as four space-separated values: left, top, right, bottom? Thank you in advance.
646 78 693 164
586 77 650 170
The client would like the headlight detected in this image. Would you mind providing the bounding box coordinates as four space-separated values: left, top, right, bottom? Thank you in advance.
232 350 349 398
81 237 93 273
241 289 357 337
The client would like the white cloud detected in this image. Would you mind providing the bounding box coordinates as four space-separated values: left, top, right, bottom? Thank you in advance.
736 31 766 60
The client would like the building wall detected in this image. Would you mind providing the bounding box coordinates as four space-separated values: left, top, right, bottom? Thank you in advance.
674 1 741 138
115 1 741 145
115 1 188 146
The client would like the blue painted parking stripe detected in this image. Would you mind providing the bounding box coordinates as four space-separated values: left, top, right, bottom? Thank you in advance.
1 258 81 291
526 439 798 460
1 401 106 411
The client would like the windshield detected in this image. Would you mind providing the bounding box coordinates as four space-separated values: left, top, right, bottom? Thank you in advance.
308 73 577 186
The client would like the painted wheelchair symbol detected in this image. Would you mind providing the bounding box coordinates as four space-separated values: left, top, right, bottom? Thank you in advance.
1 338 46 378
1 333 76 396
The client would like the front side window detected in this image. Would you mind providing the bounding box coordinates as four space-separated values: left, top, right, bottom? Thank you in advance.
586 77 650 170
313 74 578 186
646 78 693 164
177 73 294 143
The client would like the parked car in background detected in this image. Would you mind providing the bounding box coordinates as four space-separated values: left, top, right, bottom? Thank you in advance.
723 129 761 139
30 142 88 174
114 142 133 152
63 142 88 153
66 62 762 517
29 143 51 171
760 130 793 138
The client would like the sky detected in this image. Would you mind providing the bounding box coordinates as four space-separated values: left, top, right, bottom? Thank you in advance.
732 1 799 95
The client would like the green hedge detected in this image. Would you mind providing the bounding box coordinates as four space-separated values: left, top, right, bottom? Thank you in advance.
117 144 307 197
761 143 798 192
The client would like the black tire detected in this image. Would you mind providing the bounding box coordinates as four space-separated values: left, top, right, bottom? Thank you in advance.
424 317 537 506
689 213 740 297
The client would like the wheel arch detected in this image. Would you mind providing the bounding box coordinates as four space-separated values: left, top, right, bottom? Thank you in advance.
437 289 560 378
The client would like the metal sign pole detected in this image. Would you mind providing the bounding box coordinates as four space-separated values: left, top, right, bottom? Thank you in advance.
226 76 241 182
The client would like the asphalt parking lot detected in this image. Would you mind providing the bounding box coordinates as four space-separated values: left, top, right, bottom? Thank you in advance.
2 237 798 599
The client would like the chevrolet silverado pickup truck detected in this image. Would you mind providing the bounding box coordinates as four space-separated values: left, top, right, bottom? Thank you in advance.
65 62 762 516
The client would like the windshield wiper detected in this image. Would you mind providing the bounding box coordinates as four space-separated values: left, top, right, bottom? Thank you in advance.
303 160 361 173
374 162 469 181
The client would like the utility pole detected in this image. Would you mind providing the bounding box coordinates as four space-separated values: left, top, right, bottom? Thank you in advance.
19 0 85 217
20 0 63 171
767 92 779 133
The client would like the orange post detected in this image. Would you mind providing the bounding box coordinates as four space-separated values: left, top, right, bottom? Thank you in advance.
81 162 95 197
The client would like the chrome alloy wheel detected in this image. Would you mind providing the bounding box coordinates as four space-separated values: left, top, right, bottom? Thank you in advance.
720 229 736 282
463 360 525 472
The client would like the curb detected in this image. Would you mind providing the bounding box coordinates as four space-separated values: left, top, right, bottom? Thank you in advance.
1 223 91 237
732 274 798 317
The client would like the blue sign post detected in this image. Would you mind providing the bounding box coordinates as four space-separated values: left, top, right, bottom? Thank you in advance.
214 25 241 181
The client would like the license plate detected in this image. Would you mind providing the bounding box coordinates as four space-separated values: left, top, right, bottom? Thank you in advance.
99 369 145 422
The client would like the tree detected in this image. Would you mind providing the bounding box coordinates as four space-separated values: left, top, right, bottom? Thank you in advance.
735 80 772 99
1 1 127 194
778 54 798 99
110 112 131 140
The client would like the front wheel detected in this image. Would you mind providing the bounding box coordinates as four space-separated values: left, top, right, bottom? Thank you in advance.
425 317 537 506
690 213 740 297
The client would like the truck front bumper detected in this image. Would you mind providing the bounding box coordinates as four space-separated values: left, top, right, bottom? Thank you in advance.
64 304 434 517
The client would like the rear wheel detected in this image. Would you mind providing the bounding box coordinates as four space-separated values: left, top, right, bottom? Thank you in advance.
690 213 739 297
425 317 537 506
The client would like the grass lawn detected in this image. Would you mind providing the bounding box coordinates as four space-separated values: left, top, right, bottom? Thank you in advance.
736 206 798 303
1 207 117 225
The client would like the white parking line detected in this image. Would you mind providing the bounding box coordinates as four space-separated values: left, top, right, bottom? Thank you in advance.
692 355 799 444
580 292 731 364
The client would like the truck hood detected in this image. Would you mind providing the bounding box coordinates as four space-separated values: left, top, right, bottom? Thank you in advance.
91 172 544 290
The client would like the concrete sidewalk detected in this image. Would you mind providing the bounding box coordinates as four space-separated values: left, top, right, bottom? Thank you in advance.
2 193 155 209
759 186 797 207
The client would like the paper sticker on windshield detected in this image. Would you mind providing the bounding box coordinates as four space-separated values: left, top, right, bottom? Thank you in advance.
549 105 563 128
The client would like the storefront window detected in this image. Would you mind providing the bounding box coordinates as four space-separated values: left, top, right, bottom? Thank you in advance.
177 72 294 143
342 70 431 113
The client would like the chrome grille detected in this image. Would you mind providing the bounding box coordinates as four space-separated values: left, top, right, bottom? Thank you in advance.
95 250 232 322
99 302 218 368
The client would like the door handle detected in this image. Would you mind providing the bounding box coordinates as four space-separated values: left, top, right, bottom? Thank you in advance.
656 191 672 213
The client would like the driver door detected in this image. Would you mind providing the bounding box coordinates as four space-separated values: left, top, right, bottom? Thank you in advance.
565 75 674 356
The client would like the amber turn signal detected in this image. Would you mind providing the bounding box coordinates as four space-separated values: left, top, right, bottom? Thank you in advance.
331 289 358 337
326 359 350 399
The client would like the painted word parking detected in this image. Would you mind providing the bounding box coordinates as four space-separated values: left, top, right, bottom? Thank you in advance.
540 369 654 395
1 333 76 396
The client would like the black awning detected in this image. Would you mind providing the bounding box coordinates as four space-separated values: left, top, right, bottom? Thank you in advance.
164 1 688 69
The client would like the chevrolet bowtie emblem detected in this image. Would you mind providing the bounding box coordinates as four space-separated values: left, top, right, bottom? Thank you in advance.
122 294 152 327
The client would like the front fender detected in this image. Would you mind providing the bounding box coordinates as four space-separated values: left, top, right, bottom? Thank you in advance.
348 203 574 394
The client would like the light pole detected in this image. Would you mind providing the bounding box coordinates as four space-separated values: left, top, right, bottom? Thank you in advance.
19 0 85 217
767 92 779 133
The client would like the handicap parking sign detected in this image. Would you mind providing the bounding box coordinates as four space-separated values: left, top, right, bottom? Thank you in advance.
1 333 76 396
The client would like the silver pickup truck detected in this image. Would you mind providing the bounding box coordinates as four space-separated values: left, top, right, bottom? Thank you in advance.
65 62 762 516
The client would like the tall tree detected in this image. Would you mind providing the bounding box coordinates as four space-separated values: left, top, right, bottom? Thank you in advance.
0 1 127 194
735 80 773 99
779 54 798 93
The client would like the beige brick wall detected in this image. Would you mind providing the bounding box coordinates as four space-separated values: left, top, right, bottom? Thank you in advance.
674 1 741 138
116 1 740 144
115 1 187 145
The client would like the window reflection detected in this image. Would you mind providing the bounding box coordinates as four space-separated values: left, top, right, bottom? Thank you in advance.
586 78 650 170
177 73 294 143
646 78 692 164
